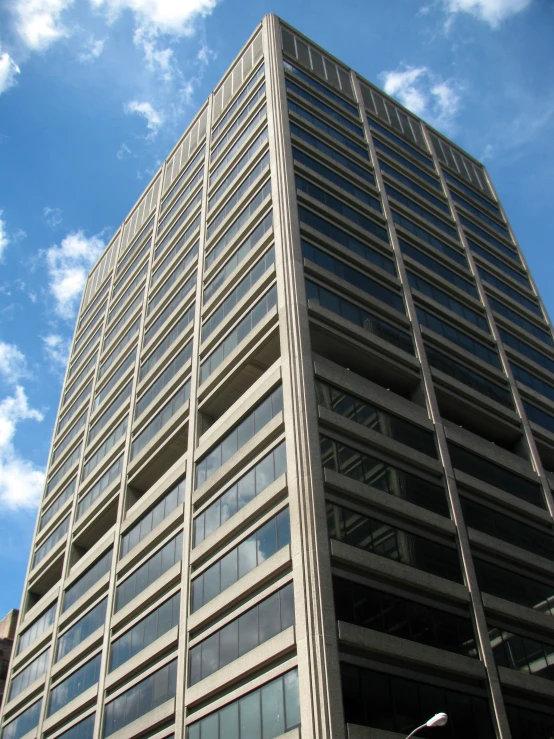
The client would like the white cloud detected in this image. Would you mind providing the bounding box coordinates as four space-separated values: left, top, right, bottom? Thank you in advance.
42 334 70 368
0 342 28 385
11 0 75 51
0 48 21 95
116 142 132 159
125 99 164 137
445 0 532 27
43 206 63 227
45 230 105 320
78 35 106 62
380 65 462 134
89 0 217 37
0 211 9 260
0 386 44 510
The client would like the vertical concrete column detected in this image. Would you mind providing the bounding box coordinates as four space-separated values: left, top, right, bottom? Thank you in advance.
263 14 345 739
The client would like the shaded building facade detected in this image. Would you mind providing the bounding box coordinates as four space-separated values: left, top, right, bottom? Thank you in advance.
2 14 554 739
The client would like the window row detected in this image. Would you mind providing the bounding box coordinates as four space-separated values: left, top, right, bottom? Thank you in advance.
196 386 283 487
77 456 123 520
33 516 69 568
136 344 190 418
400 239 477 298
191 508 290 613
94 349 136 411
82 416 127 481
63 549 113 613
392 210 466 268
130 381 190 460
56 598 108 662
408 271 487 332
48 653 101 716
9 647 50 701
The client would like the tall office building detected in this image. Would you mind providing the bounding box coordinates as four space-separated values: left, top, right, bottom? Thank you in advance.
2 13 554 739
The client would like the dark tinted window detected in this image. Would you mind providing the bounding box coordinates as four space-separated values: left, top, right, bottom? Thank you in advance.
327 503 462 583
506 702 554 739
341 663 494 738
320 435 449 517
489 625 554 681
474 557 554 616
334 577 476 657
448 444 544 508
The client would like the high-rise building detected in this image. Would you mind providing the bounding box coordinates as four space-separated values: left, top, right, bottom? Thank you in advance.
2 14 554 739
0 611 19 709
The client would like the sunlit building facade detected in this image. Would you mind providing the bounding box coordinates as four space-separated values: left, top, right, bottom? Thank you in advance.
2 14 554 739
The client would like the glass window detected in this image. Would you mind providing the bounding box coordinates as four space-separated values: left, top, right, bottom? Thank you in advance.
88 381 132 443
56 599 108 662
144 276 196 347
387 185 458 241
48 654 101 716
288 100 368 160
284 60 357 114
161 147 205 213
63 351 98 408
55 714 95 739
148 244 198 315
77 456 123 520
1 699 42 739
136 345 191 418
451 191 510 238
469 238 529 289
98 318 140 381
189 584 293 684
297 176 386 242
341 663 494 738
315 379 436 456
157 167 203 237
17 603 56 656
9 647 51 700
152 217 200 284
121 480 185 558
187 669 299 739
210 130 268 210
373 138 441 190
115 533 182 612
212 65 265 141
461 497 554 561
57 381 93 435
196 387 283 487
474 557 554 616
302 242 403 313
506 702 554 739
155 189 202 260
203 247 275 341
367 116 434 168
489 624 554 681
294 148 379 211
78 279 111 330
320 435 448 516
40 478 76 531
290 122 372 181
298 206 393 273
305 280 413 355
499 327 554 375
398 241 478 298
380 160 449 214
130 382 190 460
459 215 518 264
392 210 466 267
286 79 363 137
103 290 144 352
33 516 69 568
479 268 541 317
444 171 501 217
81 416 127 480
94 349 136 410
328 502 462 582
489 296 552 346
211 90 266 168
103 660 177 737
334 577 476 657
206 182 272 269
448 444 544 508
416 306 500 368
408 272 488 332
194 443 286 546
63 549 113 612
110 593 180 672
191 510 289 612
425 345 513 408
523 399 554 435
45 442 82 498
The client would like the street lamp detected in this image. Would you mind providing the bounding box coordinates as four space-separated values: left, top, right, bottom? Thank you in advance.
405 713 448 739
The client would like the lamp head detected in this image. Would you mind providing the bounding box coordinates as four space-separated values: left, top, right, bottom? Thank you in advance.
426 713 448 728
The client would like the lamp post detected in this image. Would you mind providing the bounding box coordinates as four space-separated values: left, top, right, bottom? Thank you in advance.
405 713 448 739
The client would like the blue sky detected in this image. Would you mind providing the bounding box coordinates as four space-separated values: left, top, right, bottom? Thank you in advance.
0 0 552 617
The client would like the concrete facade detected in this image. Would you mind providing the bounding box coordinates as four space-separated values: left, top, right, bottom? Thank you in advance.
2 14 554 739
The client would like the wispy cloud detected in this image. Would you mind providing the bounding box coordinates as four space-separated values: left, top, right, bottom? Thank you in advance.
444 0 533 28
125 100 164 138
43 206 63 227
0 386 45 510
116 142 132 160
78 35 106 63
0 47 21 95
380 65 463 134
41 334 70 369
89 0 217 36
44 229 105 320
0 342 29 385
0 211 9 260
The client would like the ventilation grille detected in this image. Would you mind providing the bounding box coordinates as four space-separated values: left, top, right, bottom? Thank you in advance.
120 175 161 253
163 108 208 193
212 30 264 123
82 233 119 308
281 25 354 100
360 81 428 152
429 132 493 198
